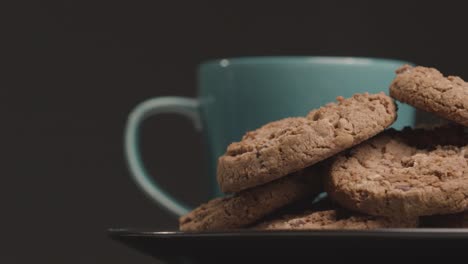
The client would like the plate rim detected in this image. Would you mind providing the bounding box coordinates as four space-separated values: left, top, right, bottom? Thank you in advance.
108 228 468 239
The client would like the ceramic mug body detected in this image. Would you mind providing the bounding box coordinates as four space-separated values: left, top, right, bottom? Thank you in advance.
125 56 414 217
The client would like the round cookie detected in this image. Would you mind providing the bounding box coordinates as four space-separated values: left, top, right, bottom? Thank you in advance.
179 167 322 232
390 65 468 126
218 92 397 193
254 209 417 230
328 125 468 217
420 211 468 228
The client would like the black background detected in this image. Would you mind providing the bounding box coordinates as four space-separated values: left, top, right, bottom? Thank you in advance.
4 1 468 263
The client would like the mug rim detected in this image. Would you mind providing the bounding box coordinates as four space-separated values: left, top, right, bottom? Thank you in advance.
200 56 412 68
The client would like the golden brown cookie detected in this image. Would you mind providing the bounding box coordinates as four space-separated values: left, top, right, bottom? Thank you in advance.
218 93 397 193
390 65 468 126
328 125 468 217
254 209 417 230
179 167 322 232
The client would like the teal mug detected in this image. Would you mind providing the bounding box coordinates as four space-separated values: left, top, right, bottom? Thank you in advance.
125 56 414 217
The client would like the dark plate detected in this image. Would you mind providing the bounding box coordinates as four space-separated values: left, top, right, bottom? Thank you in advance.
108 228 468 262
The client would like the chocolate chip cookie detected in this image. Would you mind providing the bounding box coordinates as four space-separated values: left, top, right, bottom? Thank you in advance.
328 125 468 217
420 212 468 228
179 167 322 232
218 92 397 193
254 209 417 230
390 65 468 126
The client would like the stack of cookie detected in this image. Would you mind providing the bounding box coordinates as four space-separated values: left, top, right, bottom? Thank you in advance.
180 65 468 232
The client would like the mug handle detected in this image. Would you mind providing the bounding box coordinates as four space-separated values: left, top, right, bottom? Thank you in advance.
124 97 202 217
